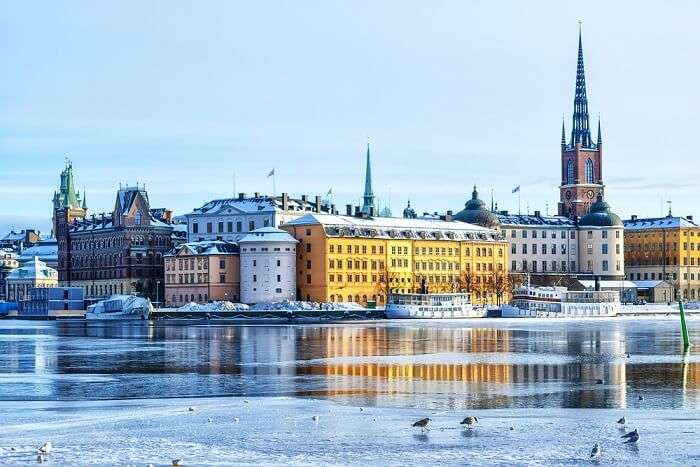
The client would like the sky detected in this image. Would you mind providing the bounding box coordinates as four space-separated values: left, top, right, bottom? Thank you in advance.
1 1 699 235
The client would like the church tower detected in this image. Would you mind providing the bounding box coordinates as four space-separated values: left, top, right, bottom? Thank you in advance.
53 160 87 284
361 143 376 215
558 28 604 218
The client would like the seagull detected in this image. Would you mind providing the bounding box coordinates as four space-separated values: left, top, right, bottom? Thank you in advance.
37 442 52 454
460 416 479 429
360 407 364 412
616 416 626 426
188 406 195 412
243 400 250 404
590 443 602 459
412 417 431 432
509 426 514 431
234 417 240 423
626 353 631 358
172 459 183 466
207 417 213 423
638 395 644 402
621 429 639 444
312 415 320 421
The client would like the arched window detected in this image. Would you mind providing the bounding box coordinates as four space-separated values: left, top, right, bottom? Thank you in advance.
566 160 574 184
585 158 594 183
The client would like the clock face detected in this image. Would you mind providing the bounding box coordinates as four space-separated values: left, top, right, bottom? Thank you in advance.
565 190 572 200
587 190 595 199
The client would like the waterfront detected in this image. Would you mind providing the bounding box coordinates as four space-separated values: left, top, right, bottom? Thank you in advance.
0 317 698 464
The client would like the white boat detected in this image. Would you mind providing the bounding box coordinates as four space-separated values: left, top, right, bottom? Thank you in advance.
385 293 484 319
85 295 152 320
501 285 620 318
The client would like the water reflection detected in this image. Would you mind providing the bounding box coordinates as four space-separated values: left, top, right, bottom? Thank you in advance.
0 320 697 409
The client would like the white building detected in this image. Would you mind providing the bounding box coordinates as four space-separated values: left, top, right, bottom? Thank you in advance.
185 193 333 243
5 256 58 302
239 227 297 304
576 194 624 278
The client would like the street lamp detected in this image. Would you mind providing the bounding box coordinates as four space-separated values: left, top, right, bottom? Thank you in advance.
224 292 228 303
156 280 161 309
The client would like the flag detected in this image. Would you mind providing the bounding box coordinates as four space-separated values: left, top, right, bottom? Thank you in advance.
512 185 520 193
267 169 275 177
326 187 332 196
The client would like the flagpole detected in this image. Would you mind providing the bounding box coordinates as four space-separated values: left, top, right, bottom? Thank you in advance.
518 190 521 215
273 172 276 197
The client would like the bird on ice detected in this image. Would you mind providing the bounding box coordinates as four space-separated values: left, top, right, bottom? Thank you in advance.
590 443 602 459
638 395 645 401
312 415 320 421
616 416 626 426
412 417 431 432
621 429 640 444
172 459 184 466
460 416 479 429
234 417 240 423
37 442 52 454
188 406 195 412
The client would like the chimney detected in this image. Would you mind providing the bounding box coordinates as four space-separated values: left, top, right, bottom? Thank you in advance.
631 214 637 221
101 213 107 227
445 210 453 222
369 206 376 217
354 206 360 217
594 276 601 291
534 210 541 217
301 194 308 205
346 204 352 216
254 192 260 198
331 204 336 215
282 192 289 211
315 195 321 213
238 192 245 200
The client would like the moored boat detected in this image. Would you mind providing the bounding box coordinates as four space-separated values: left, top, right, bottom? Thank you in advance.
385 293 484 319
501 285 620 318
85 295 152 320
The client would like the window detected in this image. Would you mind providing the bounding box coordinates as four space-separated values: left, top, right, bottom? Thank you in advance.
236 221 242 232
277 274 281 282
219 259 226 268
585 158 594 183
306 229 311 236
566 159 574 184
227 222 233 232
219 273 226 283
218 222 224 232
602 244 608 254
277 259 281 267
249 220 255 231
602 260 609 271
207 222 213 233
253 274 257 282
306 260 311 269
306 243 311 253
602 230 608 239
192 223 199 234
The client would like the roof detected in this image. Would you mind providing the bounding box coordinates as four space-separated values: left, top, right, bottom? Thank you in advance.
166 240 239 256
453 186 500 228
18 240 58 264
497 213 575 227
186 195 332 217
577 280 637 289
239 227 297 244
1 231 28 241
6 257 57 281
284 213 503 242
579 194 623 227
623 215 699 231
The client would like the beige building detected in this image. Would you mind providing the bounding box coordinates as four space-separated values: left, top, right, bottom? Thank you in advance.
164 241 240 307
5 256 58 301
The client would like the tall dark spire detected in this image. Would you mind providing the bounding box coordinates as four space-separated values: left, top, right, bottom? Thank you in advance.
596 115 602 145
561 117 566 146
361 142 375 215
570 25 593 148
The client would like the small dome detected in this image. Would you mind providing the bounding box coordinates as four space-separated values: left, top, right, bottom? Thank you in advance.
454 186 500 228
402 200 417 219
579 193 622 227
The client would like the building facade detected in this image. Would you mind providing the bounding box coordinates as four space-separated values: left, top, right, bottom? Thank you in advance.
164 241 240 307
559 30 604 218
282 213 509 306
239 227 297 304
55 178 173 300
623 214 700 301
5 257 58 302
185 192 333 243
52 161 87 238
0 250 19 300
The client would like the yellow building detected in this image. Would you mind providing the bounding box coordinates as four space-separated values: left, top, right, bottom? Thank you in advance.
282 213 509 306
624 214 700 301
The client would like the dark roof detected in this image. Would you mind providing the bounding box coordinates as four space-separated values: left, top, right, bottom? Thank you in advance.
497 213 575 227
453 186 501 228
579 194 622 227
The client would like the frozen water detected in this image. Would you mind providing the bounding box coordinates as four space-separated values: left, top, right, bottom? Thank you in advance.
0 317 698 465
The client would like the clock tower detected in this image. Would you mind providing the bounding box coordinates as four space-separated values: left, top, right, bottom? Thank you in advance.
558 28 604 218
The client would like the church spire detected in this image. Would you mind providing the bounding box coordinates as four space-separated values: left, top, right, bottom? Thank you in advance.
596 115 602 145
570 24 593 148
361 142 376 215
561 117 566 147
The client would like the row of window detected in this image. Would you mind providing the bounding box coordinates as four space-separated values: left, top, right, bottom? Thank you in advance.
565 158 596 184
191 219 270 234
326 244 502 257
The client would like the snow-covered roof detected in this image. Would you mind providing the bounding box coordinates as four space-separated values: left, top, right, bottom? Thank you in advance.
19 240 58 264
70 214 171 232
624 216 698 231
284 213 503 242
186 195 332 216
239 226 297 244
166 240 239 256
6 256 57 281
577 280 637 289
498 213 575 227
1 231 26 241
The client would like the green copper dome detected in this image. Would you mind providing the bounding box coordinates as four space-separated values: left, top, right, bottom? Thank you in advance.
454 186 501 229
579 193 622 227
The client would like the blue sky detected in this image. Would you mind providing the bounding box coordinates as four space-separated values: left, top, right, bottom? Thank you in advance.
1 1 698 234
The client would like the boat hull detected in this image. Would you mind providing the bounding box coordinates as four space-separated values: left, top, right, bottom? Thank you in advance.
385 304 484 319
